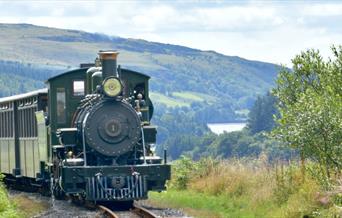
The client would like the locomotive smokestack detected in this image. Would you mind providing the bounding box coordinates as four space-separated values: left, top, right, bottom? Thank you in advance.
98 50 119 78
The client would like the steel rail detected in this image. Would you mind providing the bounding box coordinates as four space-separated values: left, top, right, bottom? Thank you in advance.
98 205 119 218
132 204 158 218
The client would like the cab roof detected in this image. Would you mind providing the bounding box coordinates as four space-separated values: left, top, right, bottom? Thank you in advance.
46 67 150 83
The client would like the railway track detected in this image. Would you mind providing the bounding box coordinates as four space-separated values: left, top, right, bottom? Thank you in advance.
98 203 158 218
98 204 120 218
9 190 186 217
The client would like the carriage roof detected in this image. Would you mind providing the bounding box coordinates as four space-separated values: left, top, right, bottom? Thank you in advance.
0 88 48 103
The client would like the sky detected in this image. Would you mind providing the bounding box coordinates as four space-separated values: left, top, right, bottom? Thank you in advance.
0 0 342 66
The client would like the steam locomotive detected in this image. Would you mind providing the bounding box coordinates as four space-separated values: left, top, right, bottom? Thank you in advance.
0 51 170 204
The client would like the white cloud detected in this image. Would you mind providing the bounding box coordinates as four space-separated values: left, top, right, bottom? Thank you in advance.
303 3 342 16
194 6 281 30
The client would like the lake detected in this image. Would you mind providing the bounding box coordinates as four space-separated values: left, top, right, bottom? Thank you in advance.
207 123 246 134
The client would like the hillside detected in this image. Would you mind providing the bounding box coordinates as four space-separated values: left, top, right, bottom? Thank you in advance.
0 23 280 121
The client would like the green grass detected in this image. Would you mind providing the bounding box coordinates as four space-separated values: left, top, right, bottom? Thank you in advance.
11 194 49 218
149 190 277 218
172 91 218 103
119 51 165 71
172 92 205 102
0 181 19 218
150 92 190 107
150 91 219 108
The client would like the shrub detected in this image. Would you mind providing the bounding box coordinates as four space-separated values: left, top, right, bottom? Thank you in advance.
170 156 219 190
170 156 196 190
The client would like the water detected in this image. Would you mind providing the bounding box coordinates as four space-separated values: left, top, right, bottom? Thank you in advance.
207 123 246 134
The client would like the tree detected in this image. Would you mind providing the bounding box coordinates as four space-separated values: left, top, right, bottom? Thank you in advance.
247 92 278 134
272 47 342 179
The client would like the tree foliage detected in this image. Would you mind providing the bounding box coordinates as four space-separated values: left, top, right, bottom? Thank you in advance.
0 60 61 97
247 92 278 134
272 47 342 178
153 91 291 161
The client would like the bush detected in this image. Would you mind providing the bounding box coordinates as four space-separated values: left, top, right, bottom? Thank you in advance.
169 156 194 190
170 156 219 190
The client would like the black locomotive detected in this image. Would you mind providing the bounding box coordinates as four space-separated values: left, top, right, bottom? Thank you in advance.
0 51 170 204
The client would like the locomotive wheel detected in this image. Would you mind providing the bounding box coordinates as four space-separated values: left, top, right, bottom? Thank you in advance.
53 183 65 200
70 195 85 206
39 183 51 196
84 200 97 209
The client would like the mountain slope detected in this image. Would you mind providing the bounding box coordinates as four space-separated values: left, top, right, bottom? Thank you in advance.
0 23 280 121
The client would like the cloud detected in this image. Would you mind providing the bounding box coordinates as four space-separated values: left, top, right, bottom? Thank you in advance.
194 6 283 31
302 3 342 16
0 1 285 32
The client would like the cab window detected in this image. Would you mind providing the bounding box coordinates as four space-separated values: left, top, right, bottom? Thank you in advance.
73 80 85 96
56 88 66 124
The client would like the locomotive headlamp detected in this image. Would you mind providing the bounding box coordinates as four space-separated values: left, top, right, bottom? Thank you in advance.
102 77 122 97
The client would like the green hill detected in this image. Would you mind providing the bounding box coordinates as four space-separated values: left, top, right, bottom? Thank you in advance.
0 23 280 122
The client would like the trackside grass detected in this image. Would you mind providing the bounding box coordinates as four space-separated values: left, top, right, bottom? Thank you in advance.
149 189 280 217
0 176 19 218
149 157 342 218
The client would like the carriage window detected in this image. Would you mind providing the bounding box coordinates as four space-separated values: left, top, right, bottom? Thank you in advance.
73 80 85 96
57 88 66 123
